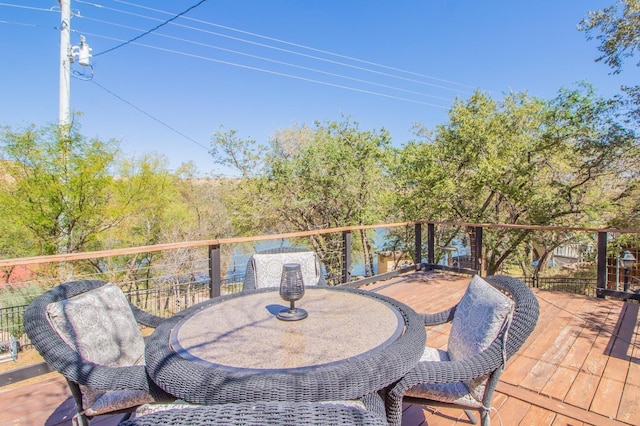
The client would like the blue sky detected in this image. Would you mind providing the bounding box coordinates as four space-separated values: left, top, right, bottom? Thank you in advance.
1 1 638 176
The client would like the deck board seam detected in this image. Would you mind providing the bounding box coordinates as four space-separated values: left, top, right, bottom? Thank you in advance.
496 381 633 426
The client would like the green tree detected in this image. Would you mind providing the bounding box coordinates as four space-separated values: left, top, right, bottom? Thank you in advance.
0 123 118 256
578 0 640 74
211 118 392 280
579 1 640 231
0 124 210 290
391 87 636 275
92 155 231 292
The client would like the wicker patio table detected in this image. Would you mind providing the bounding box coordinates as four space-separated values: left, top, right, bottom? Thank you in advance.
145 286 426 404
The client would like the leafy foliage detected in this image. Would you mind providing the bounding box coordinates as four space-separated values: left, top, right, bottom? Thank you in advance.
0 123 118 256
578 0 640 74
211 118 392 278
390 86 636 274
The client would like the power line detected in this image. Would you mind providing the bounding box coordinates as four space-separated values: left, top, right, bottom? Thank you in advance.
164 23 471 95
76 0 476 95
79 15 455 103
0 2 58 13
5 0 484 98
93 0 208 57
81 30 450 109
114 0 481 92
89 79 210 152
0 20 54 28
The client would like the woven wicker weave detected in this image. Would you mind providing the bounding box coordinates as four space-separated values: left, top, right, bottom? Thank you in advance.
385 275 539 426
120 393 387 426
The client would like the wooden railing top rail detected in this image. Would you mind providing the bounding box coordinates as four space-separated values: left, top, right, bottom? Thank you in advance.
1 220 638 267
428 221 640 234
0 222 413 267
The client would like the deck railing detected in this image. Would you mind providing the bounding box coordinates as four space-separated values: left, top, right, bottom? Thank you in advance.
0 220 639 356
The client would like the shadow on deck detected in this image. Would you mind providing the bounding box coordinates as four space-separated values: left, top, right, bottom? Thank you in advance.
1 271 638 425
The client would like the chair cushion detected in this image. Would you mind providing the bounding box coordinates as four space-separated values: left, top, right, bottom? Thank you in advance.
448 275 514 401
46 283 152 411
46 283 145 366
405 347 482 408
121 400 386 426
251 251 320 289
134 402 197 417
133 400 366 417
83 389 156 417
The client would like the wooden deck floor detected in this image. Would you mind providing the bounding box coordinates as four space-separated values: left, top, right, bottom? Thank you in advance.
1 271 638 425
369 271 640 426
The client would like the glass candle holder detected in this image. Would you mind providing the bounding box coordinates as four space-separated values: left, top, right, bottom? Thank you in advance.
276 263 308 321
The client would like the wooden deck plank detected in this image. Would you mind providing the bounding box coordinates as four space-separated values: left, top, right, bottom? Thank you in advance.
590 375 626 419
499 350 539 387
586 302 630 419
3 271 639 426
543 365 582 402
497 381 630 426
426 405 470 425
579 335 610 377
519 404 558 426
552 414 586 426
602 355 630 382
400 402 428 426
541 300 600 400
0 376 72 425
559 318 600 372
562 302 619 410
521 296 591 393
500 292 577 387
563 371 601 411
608 303 638 362
482 292 575 388
490 395 529 425
617 383 640 425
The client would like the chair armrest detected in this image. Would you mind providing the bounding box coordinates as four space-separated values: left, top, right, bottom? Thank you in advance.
385 343 505 425
64 357 172 400
419 305 457 326
130 304 165 328
394 343 504 390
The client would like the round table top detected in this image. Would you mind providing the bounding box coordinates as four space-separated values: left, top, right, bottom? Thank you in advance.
171 287 403 371
145 286 426 405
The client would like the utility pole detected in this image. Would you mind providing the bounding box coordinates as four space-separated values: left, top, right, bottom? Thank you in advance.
57 0 91 270
59 0 71 127
59 0 91 129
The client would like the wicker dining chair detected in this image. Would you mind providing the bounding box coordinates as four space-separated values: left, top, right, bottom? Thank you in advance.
24 280 174 426
242 247 327 292
120 392 388 425
385 275 539 426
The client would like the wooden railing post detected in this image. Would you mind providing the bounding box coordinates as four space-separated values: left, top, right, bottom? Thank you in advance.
209 244 221 298
427 223 435 267
596 231 607 298
342 230 352 284
414 223 422 270
474 226 483 274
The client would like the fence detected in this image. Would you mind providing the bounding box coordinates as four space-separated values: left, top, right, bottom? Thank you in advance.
0 279 244 352
1 220 639 356
520 276 597 297
0 304 29 352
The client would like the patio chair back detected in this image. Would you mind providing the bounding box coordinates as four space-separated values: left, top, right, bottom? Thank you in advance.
24 280 172 426
243 247 327 291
